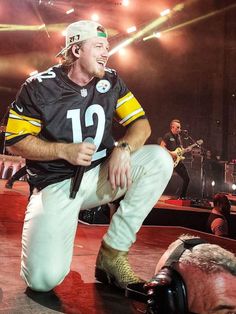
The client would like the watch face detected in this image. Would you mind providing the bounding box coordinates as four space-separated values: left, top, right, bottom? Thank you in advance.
115 141 131 152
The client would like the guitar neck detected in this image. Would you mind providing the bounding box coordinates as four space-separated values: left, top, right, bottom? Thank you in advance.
183 143 197 153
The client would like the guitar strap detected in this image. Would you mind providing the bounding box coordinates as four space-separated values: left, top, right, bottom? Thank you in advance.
177 134 183 148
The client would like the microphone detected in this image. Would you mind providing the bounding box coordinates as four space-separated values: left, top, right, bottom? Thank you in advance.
70 138 94 199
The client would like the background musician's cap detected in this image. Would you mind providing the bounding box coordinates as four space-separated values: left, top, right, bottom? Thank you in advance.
56 20 108 57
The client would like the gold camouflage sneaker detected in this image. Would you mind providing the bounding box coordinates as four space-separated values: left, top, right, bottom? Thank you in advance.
95 241 144 289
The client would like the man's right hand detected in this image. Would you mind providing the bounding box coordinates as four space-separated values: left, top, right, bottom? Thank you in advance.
59 142 96 166
170 151 177 160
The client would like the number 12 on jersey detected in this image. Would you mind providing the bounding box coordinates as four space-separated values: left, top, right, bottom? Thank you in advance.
67 105 107 162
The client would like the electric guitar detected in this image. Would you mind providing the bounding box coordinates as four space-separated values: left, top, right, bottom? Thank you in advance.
173 139 203 167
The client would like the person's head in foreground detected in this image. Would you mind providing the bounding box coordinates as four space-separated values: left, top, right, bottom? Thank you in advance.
145 234 236 314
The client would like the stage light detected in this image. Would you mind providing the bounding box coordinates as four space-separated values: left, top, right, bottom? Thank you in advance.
38 24 45 30
118 48 126 56
109 2 184 55
29 70 38 76
66 8 74 14
158 2 236 39
154 32 161 38
127 26 136 34
143 32 161 41
160 8 171 17
109 13 168 55
232 184 236 191
174 3 184 12
91 14 99 21
141 2 236 45
211 181 215 187
122 0 129 6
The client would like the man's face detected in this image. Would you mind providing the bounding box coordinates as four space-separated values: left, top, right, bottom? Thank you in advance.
77 37 109 79
171 122 181 135
206 150 212 158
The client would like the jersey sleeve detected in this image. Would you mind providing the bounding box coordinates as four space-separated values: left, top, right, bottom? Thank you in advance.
5 81 42 146
115 76 146 127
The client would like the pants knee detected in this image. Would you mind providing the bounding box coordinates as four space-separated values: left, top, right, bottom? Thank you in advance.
149 145 173 178
21 267 67 292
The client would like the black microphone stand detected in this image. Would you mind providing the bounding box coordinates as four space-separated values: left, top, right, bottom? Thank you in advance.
188 134 207 198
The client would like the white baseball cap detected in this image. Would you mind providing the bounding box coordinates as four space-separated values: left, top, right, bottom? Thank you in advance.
56 20 108 57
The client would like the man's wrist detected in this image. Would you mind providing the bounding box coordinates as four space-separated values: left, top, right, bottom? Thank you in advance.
114 141 132 153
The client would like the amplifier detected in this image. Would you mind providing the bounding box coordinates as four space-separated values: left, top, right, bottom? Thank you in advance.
225 162 236 185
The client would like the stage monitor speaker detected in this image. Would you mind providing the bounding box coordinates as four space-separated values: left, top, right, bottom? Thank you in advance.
184 157 203 198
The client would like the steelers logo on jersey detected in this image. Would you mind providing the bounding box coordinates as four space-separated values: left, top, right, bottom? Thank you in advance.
96 79 111 93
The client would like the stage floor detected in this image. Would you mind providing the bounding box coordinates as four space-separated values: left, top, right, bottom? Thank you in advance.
1 180 236 313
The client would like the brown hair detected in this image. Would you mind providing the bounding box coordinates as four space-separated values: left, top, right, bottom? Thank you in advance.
61 41 84 69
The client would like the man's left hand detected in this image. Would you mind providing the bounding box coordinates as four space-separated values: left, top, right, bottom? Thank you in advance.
108 148 132 191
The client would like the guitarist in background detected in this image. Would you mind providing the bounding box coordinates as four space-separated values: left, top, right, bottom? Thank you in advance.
160 119 190 199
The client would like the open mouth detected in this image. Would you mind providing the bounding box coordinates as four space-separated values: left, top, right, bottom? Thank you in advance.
97 60 106 68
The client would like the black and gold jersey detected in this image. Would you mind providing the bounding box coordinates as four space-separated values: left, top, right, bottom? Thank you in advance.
5 65 146 190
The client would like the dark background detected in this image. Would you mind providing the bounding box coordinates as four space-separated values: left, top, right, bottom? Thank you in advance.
0 0 236 160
